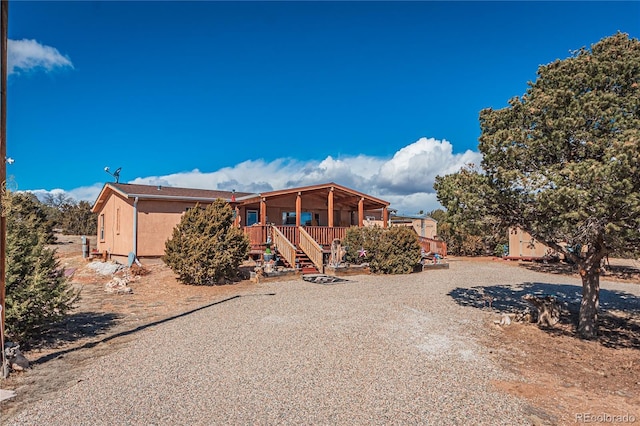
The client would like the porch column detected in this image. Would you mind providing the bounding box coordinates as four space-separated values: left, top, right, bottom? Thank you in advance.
234 206 240 227
382 207 389 229
358 197 364 227
295 192 301 227
328 187 334 227
260 198 267 225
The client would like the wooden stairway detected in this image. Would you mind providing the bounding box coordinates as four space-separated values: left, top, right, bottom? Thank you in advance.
274 247 319 274
295 249 319 274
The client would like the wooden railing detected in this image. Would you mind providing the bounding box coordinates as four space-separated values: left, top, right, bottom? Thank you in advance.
417 236 447 257
272 226 297 268
275 225 299 246
303 226 347 246
299 227 324 272
243 225 270 252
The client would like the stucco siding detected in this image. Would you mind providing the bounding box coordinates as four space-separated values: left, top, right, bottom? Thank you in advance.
95 192 135 256
136 200 210 257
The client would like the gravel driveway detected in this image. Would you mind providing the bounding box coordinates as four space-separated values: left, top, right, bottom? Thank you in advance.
5 260 639 425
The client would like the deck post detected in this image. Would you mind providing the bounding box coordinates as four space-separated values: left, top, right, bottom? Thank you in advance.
234 205 240 227
382 207 389 228
358 197 364 227
328 187 334 227
260 198 267 225
296 192 301 227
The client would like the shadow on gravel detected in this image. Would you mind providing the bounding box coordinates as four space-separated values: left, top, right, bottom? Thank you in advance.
448 282 640 350
27 311 122 350
31 293 275 365
517 261 640 282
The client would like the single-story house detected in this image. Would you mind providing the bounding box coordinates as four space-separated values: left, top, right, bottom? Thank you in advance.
92 182 427 270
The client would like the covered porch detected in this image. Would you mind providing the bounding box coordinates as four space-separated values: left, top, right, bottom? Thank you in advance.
234 183 389 273
234 182 390 229
234 183 446 273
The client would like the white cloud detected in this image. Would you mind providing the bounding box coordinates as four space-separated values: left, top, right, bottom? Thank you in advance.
374 137 482 195
42 138 479 215
8 39 73 75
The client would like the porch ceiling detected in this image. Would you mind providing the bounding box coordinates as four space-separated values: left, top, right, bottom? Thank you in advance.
238 182 389 211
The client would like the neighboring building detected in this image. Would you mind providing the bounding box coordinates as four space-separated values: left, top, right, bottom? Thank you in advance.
91 182 392 264
506 227 557 260
389 214 438 239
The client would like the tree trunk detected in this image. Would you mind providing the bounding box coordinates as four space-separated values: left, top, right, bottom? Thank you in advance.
523 294 560 327
578 266 600 339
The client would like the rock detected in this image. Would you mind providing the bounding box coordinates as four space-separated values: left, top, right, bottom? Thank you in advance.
105 276 133 294
493 313 512 326
4 341 30 372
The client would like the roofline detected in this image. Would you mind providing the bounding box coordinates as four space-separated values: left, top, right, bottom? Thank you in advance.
92 183 258 212
92 182 390 212
242 182 390 207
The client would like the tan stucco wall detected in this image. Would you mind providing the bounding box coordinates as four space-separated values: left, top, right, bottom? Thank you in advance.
136 200 201 257
95 194 219 258
95 192 135 257
412 218 437 238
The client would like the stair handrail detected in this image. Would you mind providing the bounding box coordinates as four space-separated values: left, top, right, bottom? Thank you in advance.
298 226 324 272
271 225 297 268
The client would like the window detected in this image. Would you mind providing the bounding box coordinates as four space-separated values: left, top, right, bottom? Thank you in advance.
100 214 105 241
282 211 312 226
246 210 258 226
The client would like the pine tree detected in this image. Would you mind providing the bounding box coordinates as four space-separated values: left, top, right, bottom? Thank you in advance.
163 199 250 285
478 33 640 338
60 201 97 235
5 193 79 344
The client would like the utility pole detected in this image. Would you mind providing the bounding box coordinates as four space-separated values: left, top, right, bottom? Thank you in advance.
0 0 8 349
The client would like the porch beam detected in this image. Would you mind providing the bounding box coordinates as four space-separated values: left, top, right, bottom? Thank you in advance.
358 197 364 227
328 187 334 227
260 198 267 225
295 192 301 227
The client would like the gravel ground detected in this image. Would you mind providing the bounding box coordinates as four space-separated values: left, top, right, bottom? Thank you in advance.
5 260 639 425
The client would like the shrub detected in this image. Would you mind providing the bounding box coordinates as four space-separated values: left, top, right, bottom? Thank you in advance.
5 192 80 344
343 226 421 274
163 199 250 285
343 226 382 265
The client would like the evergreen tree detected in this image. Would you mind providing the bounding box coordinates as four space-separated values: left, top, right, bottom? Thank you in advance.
434 164 506 256
5 192 79 343
478 33 640 338
163 199 250 285
60 201 97 235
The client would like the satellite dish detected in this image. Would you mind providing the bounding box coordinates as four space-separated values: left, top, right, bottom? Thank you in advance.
104 166 122 183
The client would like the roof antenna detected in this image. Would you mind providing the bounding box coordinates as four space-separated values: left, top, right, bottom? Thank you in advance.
104 166 121 183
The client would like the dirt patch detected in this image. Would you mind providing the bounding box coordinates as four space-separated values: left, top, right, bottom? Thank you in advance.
473 257 640 425
488 321 640 425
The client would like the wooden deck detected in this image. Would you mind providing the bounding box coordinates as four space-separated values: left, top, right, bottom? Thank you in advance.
243 225 447 265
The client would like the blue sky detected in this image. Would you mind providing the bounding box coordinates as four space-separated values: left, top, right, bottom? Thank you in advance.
7 1 639 214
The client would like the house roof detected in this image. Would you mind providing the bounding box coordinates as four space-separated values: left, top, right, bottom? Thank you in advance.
91 183 254 212
391 214 436 222
238 182 390 210
92 182 390 213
